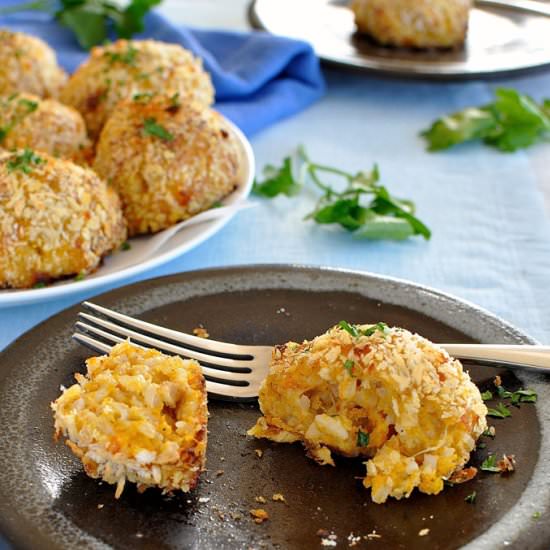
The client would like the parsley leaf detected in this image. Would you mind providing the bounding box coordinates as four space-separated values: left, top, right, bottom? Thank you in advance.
357 430 370 447
487 402 511 419
344 359 354 375
362 322 389 337
18 98 38 113
422 88 550 153
253 157 302 198
514 389 537 403
7 149 45 174
142 118 173 141
0 0 162 50
480 454 500 473
481 390 493 401
120 241 132 251
0 128 7 143
464 491 477 504
338 320 359 337
253 147 430 241
104 44 139 66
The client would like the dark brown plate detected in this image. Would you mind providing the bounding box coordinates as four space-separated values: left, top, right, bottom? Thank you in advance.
0 265 548 549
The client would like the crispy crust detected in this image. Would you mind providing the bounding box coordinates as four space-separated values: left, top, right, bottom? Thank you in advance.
0 29 67 98
61 39 214 139
93 94 241 236
248 324 487 503
0 150 127 288
52 342 208 497
0 92 91 165
350 0 472 48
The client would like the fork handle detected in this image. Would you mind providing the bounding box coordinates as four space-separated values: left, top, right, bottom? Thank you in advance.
442 344 550 373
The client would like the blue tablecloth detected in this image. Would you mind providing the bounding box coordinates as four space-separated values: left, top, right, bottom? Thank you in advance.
1 16 550 349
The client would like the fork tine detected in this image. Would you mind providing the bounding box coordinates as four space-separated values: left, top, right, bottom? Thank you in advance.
82 301 257 356
75 322 253 383
76 313 254 371
72 332 259 399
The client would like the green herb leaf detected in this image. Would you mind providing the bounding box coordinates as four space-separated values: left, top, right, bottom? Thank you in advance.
120 241 131 251
33 281 46 289
142 118 173 141
0 128 7 143
533 511 542 520
477 442 487 449
357 430 370 447
354 213 415 241
338 321 359 337
74 272 86 281
487 402 511 419
514 389 537 403
362 322 389 337
252 157 302 198
480 454 500 473
6 149 45 174
481 390 493 401
115 0 162 38
18 98 38 113
464 491 477 504
482 427 496 439
344 359 354 375
57 7 108 50
104 44 139 65
421 107 497 151
496 385 513 399
422 88 550 153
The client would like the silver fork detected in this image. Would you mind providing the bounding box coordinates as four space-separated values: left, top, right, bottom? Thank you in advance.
73 302 550 400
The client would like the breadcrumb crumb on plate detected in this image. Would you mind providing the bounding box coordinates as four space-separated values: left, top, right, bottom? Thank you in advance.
52 341 208 498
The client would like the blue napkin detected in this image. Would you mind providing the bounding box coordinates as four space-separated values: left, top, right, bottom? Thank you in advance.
0 8 325 136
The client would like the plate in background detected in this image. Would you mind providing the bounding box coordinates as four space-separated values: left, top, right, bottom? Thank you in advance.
0 118 254 308
0 265 548 549
250 0 550 79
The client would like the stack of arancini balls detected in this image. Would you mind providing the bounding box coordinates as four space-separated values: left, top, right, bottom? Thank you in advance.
0 30 242 288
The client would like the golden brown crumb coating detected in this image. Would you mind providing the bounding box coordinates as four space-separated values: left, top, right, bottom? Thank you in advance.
61 39 214 139
0 29 67 98
52 341 208 498
350 0 472 48
93 94 241 236
0 92 91 165
0 149 126 288
248 323 487 503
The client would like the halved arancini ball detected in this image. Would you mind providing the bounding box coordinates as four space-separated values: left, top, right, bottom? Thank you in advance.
93 94 241 236
61 39 214 139
0 29 67 98
248 323 487 503
0 92 91 165
0 149 126 288
52 341 208 498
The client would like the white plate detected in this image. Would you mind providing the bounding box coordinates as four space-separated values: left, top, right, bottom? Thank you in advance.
250 0 550 79
0 118 255 308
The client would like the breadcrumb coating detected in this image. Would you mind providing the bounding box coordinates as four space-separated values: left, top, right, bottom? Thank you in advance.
0 150 126 288
0 29 67 98
350 0 472 48
0 92 91 165
93 94 241 236
61 39 214 139
52 342 208 497
248 324 487 503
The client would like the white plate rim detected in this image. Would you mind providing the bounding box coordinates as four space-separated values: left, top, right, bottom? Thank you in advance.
0 117 255 308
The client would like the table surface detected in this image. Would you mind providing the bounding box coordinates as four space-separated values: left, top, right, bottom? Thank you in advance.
1 0 550 350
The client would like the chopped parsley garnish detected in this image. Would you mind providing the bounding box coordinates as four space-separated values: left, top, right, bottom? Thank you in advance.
169 92 181 109
105 44 138 65
142 118 174 141
533 511 541 520
7 149 45 174
362 322 389 337
482 427 496 439
0 128 7 142
338 320 359 337
481 390 493 401
33 281 46 289
356 430 370 447
493 385 537 408
421 88 550 153
18 98 38 112
133 92 154 102
253 146 430 241
344 359 354 375
480 454 500 473
0 1 162 50
74 272 86 281
464 491 477 504
120 241 132 251
487 402 511 419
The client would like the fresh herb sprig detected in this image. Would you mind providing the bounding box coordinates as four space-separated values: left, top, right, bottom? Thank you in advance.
253 147 430 241
6 148 44 174
421 88 550 153
0 0 162 50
